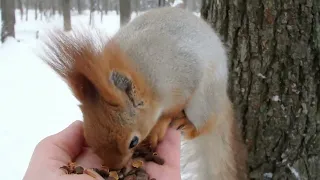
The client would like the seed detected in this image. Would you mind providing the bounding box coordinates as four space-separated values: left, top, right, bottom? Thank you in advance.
123 174 137 180
60 166 71 174
132 160 144 168
74 166 84 174
152 156 164 165
109 171 119 180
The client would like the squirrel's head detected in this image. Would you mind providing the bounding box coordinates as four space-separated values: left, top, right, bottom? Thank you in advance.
41 32 159 169
79 69 159 169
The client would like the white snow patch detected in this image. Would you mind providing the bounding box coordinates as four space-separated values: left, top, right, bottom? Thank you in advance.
258 73 266 79
171 0 184 6
287 164 301 180
272 95 280 102
263 172 273 178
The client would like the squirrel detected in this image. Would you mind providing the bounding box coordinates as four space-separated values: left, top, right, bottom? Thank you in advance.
41 7 248 180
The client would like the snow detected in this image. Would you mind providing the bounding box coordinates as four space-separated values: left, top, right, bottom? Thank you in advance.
0 9 126 180
257 73 266 79
271 95 280 102
0 7 201 180
171 0 184 6
263 172 273 179
287 164 301 180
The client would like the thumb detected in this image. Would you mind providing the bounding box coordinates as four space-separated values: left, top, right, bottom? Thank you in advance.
47 120 86 160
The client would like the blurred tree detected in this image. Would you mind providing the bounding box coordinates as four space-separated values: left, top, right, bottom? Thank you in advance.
77 0 83 14
183 0 195 11
17 0 23 20
102 0 109 14
34 0 38 20
62 0 72 31
119 0 131 26
158 0 165 7
131 0 140 14
50 0 56 17
1 0 16 43
201 0 320 179
89 0 97 26
39 0 43 20
25 0 29 21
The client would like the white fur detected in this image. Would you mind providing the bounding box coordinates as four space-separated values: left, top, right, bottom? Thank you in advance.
112 7 241 180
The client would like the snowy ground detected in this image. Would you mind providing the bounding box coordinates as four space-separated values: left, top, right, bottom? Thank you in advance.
0 8 200 180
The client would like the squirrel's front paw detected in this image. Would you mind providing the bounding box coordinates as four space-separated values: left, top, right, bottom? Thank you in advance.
170 115 200 140
143 117 172 149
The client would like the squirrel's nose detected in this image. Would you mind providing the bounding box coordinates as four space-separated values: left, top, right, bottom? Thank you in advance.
102 154 131 170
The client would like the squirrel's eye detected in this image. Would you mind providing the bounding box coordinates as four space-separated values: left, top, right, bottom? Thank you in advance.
129 136 139 149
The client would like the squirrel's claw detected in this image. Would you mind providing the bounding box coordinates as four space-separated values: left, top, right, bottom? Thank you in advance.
144 117 172 149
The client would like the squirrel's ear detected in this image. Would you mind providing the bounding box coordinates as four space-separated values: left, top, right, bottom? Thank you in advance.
69 73 99 103
110 70 144 107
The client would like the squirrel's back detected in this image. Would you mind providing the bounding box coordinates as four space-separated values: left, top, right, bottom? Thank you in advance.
112 7 228 108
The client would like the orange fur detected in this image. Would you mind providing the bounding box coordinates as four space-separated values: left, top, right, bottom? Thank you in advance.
42 30 154 108
170 111 215 140
143 116 172 149
40 29 159 170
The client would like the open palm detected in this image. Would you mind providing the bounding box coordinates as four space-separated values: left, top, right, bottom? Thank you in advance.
23 120 181 180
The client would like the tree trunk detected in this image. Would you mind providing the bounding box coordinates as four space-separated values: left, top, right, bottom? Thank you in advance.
39 0 43 20
102 0 109 14
25 0 29 21
89 0 95 26
51 0 56 17
201 0 320 179
158 0 166 7
1 0 16 43
17 0 23 20
119 0 131 26
62 0 71 31
77 0 82 14
133 0 140 14
34 0 38 20
183 0 194 11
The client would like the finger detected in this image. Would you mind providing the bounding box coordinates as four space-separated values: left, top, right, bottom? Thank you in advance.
31 120 86 166
145 127 181 171
60 174 96 180
75 147 103 168
155 127 181 167
49 120 86 160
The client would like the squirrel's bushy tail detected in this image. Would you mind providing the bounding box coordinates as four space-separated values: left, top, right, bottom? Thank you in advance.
180 100 248 180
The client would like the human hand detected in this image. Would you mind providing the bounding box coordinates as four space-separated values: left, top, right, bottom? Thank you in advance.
22 120 181 180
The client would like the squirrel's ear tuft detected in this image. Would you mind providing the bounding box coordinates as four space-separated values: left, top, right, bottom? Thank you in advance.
110 70 144 107
40 29 122 106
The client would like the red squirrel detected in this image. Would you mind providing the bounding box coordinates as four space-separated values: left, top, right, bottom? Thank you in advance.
41 7 248 180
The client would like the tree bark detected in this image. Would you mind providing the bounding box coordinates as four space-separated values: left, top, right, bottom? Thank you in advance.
201 0 320 179
119 0 131 27
1 0 16 43
62 0 72 31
